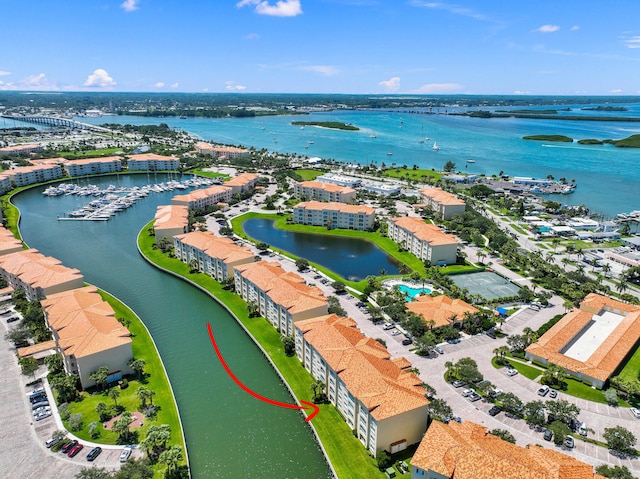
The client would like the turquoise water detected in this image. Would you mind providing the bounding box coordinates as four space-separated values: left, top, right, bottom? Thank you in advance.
397 284 432 300
13 175 331 478
74 104 640 218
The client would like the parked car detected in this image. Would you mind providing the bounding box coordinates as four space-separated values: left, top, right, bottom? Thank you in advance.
87 446 102 462
461 388 475 397
391 330 400 336
549 389 558 398
452 380 466 388
61 440 78 454
33 405 51 415
537 385 550 397
29 394 47 404
401 338 412 346
486 330 497 339
383 323 395 330
45 436 63 448
564 436 575 449
34 411 52 421
631 407 640 419
506 368 518 377
119 446 133 463
435 346 444 354
468 393 482 402
488 406 502 416
578 423 587 437
31 401 49 410
543 429 553 441
68 444 84 458
447 338 460 344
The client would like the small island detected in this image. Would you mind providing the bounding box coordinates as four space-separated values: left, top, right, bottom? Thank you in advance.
291 121 359 131
582 106 628 112
496 109 561 114
523 134 573 142
577 139 604 145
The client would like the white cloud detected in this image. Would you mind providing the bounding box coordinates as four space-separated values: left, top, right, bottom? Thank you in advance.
83 69 117 88
153 82 165 88
611 88 622 93
237 0 302 17
121 0 139 12
0 71 11 76
624 35 640 49
412 83 463 93
379 77 400 93
225 81 247 91
513 90 530 95
570 25 580 31
245 33 260 40
0 81 16 90
0 72 58 90
171 82 179 88
536 24 560 33
298 65 339 76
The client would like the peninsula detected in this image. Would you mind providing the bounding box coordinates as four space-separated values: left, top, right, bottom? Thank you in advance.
291 121 359 131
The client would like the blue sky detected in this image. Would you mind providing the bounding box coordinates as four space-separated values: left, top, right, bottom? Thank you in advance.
1 0 639 95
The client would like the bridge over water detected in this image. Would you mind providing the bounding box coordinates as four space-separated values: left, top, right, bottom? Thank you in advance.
1 115 111 133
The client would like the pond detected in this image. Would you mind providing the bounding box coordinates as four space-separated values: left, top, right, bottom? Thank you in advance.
242 218 401 281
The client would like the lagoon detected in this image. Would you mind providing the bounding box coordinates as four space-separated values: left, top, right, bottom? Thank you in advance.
242 218 400 281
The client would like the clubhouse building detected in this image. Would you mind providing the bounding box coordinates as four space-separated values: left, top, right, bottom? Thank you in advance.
387 217 458 266
406 295 478 329
293 201 376 231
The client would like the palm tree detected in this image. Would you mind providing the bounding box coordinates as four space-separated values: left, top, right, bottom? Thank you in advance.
616 280 628 295
136 386 151 408
310 379 325 403
493 346 509 365
159 446 184 476
108 388 120 408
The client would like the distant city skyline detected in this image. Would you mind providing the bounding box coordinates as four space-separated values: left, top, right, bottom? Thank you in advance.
1 0 639 95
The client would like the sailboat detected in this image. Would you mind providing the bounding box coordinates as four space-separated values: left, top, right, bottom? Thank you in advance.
432 140 440 151
370 131 377 138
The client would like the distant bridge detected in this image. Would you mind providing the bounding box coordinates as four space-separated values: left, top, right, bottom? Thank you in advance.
1 115 112 133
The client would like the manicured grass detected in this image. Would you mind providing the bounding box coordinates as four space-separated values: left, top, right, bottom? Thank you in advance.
504 360 543 380
382 168 442 182
57 147 122 158
295 169 325 181
615 344 640 385
187 168 231 180
138 222 385 479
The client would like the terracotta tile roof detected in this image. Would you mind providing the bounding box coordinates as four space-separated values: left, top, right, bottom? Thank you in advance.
526 293 640 382
0 143 41 153
419 187 466 206
3 163 61 176
297 181 356 194
0 226 24 256
64 156 122 165
17 340 57 358
154 204 189 229
224 172 259 187
175 231 255 264
296 200 375 215
0 249 83 290
235 261 327 314
389 217 458 246
29 157 68 165
126 153 176 161
412 420 605 479
296 314 428 421
42 286 131 358
172 185 231 203
195 141 213 150
406 295 478 328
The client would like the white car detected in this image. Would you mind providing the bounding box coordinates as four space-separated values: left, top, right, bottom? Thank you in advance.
631 408 640 419
119 446 133 463
506 368 518 376
461 388 475 397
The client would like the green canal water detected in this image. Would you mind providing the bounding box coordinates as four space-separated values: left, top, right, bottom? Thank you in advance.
14 174 332 478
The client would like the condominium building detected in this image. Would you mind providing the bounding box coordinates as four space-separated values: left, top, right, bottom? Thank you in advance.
0 143 43 157
406 295 478 329
526 293 640 389
172 185 232 210
223 172 260 194
293 180 357 203
387 217 458 265
174 231 255 281
0 249 84 300
42 286 133 389
315 173 362 188
195 141 250 159
293 201 376 231
154 204 189 245
1 163 64 187
64 156 123 177
419 187 466 220
0 226 24 256
295 314 429 454
411 420 605 479
0 175 12 194
234 261 328 335
126 153 180 171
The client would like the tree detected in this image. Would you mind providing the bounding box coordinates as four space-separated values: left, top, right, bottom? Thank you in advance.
545 399 580 425
136 386 152 408
96 401 110 422
595 464 636 479
112 411 133 443
496 392 523 416
90 365 110 391
376 450 393 471
414 331 437 356
108 387 121 408
140 424 172 461
246 301 260 318
51 374 79 403
604 388 619 407
310 379 325 403
426 398 452 423
19 356 38 380
69 413 84 431
281 335 295 356
256 242 270 252
45 353 64 376
112 459 154 479
541 363 566 388
604 426 637 457
402 313 427 338
506 334 530 354
489 429 516 444
443 160 456 173
548 420 571 446
129 358 146 381
158 446 184 476
492 345 510 365
456 358 483 385
332 281 346 294
326 296 346 316
295 258 309 271
75 467 112 479
523 400 546 426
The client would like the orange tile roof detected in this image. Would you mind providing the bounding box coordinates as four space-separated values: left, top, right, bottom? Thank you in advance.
224 172 259 187
296 200 375 215
0 225 24 255
526 293 640 382
0 249 83 290
235 261 327 314
154 204 189 229
390 217 458 246
172 185 231 203
3 163 61 176
175 230 255 264
406 295 478 328
64 156 122 165
29 157 68 165
17 340 57 358
296 314 428 421
412 420 605 479
297 180 356 194
42 286 131 358
126 153 177 161
419 187 466 206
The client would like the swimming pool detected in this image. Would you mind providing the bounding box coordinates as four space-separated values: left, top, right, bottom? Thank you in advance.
397 284 432 300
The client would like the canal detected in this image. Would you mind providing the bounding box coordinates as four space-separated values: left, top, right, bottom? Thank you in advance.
243 218 400 281
14 175 331 478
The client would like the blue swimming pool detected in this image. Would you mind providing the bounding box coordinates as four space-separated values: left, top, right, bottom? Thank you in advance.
397 284 432 300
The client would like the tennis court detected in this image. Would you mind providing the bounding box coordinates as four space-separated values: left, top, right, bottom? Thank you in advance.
451 271 521 301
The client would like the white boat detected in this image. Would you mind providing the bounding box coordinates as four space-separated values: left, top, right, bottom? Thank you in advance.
418 139 424 143
432 141 440 151
466 159 475 163
387 151 393 156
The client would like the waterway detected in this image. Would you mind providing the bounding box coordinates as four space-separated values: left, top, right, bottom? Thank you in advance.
243 218 400 281
75 103 640 218
13 174 331 479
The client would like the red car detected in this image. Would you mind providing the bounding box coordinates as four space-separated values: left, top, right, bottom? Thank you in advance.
68 443 84 457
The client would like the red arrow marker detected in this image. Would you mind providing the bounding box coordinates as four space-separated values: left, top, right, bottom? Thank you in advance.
207 323 320 422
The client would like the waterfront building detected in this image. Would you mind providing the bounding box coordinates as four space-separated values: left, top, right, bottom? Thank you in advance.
0 162 64 188
513 176 552 186
411 420 605 479
418 187 466 220
195 141 250 159
294 314 429 454
293 201 376 231
525 293 640 389
64 156 123 177
387 217 458 266
0 226 24 256
0 143 43 157
154 204 189 246
0 249 84 300
360 179 402 196
42 285 133 389
234 261 328 336
126 153 180 171
315 173 362 188
172 185 232 210
223 172 260 194
174 230 255 281
406 295 478 329
293 180 356 203
0 175 12 194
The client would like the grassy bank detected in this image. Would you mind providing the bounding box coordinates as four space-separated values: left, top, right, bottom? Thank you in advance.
138 221 385 479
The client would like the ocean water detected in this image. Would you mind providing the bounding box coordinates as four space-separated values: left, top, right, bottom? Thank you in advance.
76 104 640 218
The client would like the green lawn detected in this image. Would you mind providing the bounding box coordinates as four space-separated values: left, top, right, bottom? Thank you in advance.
57 147 122 159
295 169 325 181
504 360 543 380
382 168 442 182
138 222 385 479
187 168 231 180
615 344 640 384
